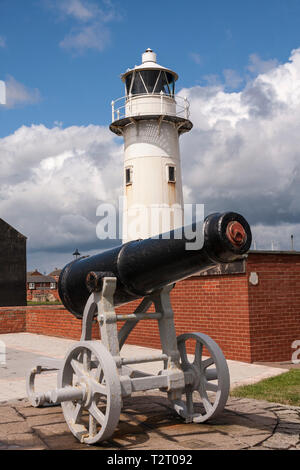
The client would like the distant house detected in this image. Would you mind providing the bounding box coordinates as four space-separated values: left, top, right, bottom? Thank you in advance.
27 270 59 302
0 218 27 306
48 268 62 283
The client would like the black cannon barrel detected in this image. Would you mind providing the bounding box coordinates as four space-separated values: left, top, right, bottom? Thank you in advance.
59 212 251 318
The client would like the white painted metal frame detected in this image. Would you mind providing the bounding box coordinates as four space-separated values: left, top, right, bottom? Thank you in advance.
26 276 230 444
111 93 190 122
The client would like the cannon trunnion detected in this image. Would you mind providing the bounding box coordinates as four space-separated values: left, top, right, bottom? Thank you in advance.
26 211 252 445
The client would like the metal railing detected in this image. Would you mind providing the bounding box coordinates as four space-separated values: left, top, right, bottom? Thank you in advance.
111 93 190 122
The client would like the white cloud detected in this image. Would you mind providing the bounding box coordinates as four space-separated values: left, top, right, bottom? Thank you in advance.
28 247 103 274
179 47 300 251
189 52 202 65
202 74 222 87
60 23 110 53
0 124 123 262
58 0 97 21
202 53 280 94
223 69 243 89
247 53 279 75
251 223 300 251
3 76 41 109
0 36 6 48
48 0 120 53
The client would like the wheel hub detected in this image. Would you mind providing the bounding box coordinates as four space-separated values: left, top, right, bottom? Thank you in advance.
74 378 91 408
188 364 201 391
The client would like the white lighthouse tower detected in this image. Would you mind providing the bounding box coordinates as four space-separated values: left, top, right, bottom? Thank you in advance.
110 49 193 242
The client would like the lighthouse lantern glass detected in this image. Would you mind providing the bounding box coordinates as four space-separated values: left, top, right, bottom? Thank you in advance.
125 70 175 96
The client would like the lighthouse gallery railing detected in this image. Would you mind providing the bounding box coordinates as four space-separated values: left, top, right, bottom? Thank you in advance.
111 93 190 122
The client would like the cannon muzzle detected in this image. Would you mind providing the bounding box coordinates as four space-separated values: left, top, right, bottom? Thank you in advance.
59 212 251 318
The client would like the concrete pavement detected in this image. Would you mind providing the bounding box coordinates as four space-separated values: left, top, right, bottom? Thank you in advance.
0 332 287 403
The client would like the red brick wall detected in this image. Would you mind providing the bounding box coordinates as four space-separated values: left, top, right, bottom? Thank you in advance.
25 305 100 340
247 253 300 362
0 275 251 362
115 275 251 362
0 307 26 334
1 253 300 363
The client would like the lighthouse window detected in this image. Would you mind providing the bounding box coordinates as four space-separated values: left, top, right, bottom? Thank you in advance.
168 166 176 183
153 71 169 95
140 70 161 94
125 70 176 96
153 71 175 96
130 72 148 94
166 72 175 95
125 74 132 94
125 167 133 185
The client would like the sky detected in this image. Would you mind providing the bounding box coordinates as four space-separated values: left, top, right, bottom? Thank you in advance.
1 0 300 272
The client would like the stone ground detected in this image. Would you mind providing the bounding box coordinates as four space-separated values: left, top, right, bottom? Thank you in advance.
0 392 300 450
0 333 299 451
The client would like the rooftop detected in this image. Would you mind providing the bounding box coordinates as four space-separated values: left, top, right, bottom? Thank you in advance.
48 269 62 276
27 274 56 283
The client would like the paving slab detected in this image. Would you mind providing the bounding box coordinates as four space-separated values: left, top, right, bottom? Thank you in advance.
0 394 298 450
0 332 298 450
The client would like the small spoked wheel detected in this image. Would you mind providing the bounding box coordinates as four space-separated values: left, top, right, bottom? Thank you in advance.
59 341 121 445
174 332 230 423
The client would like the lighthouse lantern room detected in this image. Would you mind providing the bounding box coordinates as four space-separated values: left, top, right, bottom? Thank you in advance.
110 49 193 242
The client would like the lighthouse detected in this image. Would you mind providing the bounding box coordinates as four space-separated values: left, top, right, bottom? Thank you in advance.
110 49 193 242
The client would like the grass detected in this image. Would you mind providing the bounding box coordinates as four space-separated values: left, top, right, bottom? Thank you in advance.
27 300 62 305
231 369 300 406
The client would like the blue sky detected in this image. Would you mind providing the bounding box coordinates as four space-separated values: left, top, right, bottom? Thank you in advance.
1 0 300 137
2 0 300 271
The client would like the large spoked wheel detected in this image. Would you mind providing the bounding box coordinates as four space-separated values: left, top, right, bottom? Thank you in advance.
174 332 230 423
59 341 121 445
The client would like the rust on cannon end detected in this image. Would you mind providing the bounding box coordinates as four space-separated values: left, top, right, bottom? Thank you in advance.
226 221 247 247
86 271 103 292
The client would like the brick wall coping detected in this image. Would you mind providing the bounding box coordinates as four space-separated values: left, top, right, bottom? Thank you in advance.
248 250 300 255
0 305 66 312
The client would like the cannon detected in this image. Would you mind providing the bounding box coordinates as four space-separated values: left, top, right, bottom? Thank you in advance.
26 211 251 445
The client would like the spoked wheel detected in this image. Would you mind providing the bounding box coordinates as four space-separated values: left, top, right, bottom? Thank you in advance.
59 341 121 444
174 332 230 423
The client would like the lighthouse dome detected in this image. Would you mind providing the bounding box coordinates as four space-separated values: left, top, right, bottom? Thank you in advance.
121 49 178 96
